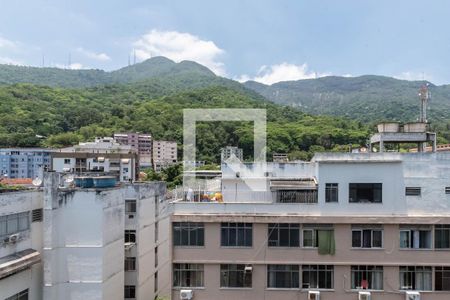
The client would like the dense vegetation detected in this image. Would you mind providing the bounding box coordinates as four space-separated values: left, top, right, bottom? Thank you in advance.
2 56 449 164
0 83 369 162
244 75 450 126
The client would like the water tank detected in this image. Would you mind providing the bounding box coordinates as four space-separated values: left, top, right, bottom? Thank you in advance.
403 122 427 133
74 177 94 188
377 122 400 133
92 176 116 188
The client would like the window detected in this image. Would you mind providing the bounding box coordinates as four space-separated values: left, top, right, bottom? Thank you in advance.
125 230 136 243
351 266 383 290
302 265 334 289
399 227 432 249
173 222 204 246
267 265 299 288
405 187 421 196
173 264 204 288
435 267 450 291
435 225 450 249
302 225 335 255
399 266 432 291
64 159 70 164
446 187 450 194
352 227 383 248
32 209 43 222
5 289 28 300
221 223 252 247
325 183 338 202
268 223 300 247
124 285 136 298
349 183 382 203
220 264 252 288
0 212 30 238
276 190 318 204
125 200 137 213
125 257 136 271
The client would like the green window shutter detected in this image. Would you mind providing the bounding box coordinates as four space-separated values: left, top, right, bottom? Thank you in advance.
318 230 335 255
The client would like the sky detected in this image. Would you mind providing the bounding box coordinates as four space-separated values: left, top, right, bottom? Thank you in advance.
0 0 449 85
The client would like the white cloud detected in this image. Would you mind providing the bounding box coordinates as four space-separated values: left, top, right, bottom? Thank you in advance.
133 29 226 75
76 47 111 61
237 63 331 85
0 56 23 65
0 36 17 49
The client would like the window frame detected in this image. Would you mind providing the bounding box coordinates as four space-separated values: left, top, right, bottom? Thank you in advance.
125 257 136 271
399 228 432 249
221 222 253 247
125 200 137 214
173 222 205 247
267 264 300 289
435 225 450 249
405 187 421 196
268 223 300 247
220 264 252 288
325 183 339 203
302 265 334 289
351 228 383 249
125 230 136 243
399 266 432 291
173 263 204 288
349 183 382 203
124 285 136 299
351 265 384 290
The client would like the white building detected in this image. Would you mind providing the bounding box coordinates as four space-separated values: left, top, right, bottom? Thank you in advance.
0 190 43 300
52 137 138 182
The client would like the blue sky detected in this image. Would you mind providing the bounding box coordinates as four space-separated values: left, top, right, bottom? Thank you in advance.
0 0 449 84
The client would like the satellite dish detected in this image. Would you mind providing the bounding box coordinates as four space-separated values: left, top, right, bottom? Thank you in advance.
32 177 43 187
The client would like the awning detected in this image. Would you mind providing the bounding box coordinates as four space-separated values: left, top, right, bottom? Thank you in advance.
121 158 130 164
0 249 41 280
270 178 317 190
97 157 105 162
62 167 71 172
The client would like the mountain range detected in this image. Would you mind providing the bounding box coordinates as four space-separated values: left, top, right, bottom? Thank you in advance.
1 57 449 125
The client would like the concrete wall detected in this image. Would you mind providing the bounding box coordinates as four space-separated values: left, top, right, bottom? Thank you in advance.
43 173 124 300
0 190 43 300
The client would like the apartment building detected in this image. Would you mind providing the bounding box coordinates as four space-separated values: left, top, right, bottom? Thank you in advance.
153 141 177 172
52 137 138 182
0 148 52 179
169 152 450 300
114 133 152 167
0 190 43 300
220 146 243 163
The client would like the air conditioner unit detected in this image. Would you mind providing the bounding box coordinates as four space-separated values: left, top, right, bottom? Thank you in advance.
359 291 371 300
180 289 193 300
6 233 20 244
405 291 420 300
308 290 320 300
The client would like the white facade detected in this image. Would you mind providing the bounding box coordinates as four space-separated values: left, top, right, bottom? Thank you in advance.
0 190 43 300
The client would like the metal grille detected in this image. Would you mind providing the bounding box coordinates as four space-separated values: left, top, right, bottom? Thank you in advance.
32 209 43 222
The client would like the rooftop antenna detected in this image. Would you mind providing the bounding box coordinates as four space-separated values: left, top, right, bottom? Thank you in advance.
42 54 45 68
418 83 430 123
68 52 72 69
128 54 131 66
133 49 136 65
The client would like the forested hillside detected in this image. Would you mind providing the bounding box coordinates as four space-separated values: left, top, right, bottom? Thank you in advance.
0 83 369 162
244 75 450 124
